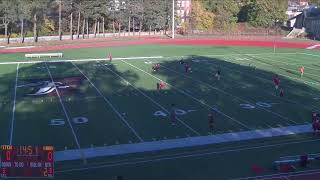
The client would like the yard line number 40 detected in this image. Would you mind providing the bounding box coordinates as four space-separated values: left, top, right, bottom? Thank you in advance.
240 102 273 109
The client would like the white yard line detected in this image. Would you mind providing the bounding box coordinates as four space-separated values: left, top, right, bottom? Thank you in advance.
71 62 144 142
44 62 82 149
9 63 19 145
121 60 251 130
160 63 297 125
97 61 201 136
54 124 314 163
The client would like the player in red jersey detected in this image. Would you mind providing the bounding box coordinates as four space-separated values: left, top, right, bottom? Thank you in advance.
300 66 304 78
108 52 112 62
272 75 280 90
152 63 160 72
208 112 214 131
312 120 320 135
170 104 177 125
159 81 166 90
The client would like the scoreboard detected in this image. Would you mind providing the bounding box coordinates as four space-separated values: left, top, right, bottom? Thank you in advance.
0 145 54 178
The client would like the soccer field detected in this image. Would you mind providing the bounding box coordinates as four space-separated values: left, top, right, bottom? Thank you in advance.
0 44 320 179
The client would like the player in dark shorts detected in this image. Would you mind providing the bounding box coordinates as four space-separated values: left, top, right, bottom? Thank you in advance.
152 63 160 72
312 120 320 135
184 63 190 73
312 112 318 122
156 82 160 91
170 104 177 125
272 75 280 90
208 113 214 131
215 69 221 80
279 89 284 97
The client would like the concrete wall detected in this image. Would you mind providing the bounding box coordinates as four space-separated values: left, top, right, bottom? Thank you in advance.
0 31 164 44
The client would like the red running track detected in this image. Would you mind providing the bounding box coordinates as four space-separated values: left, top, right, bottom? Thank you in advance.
0 38 319 53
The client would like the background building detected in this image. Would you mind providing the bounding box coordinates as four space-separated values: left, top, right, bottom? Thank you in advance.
176 0 191 25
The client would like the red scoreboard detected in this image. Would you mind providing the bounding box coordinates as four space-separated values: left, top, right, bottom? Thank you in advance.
0 145 54 178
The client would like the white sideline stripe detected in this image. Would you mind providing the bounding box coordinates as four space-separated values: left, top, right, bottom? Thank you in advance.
97 61 201 136
9 64 19 145
44 62 81 149
71 62 144 142
0 56 164 65
168 52 297 58
306 44 320 49
0 53 297 65
121 60 251 130
56 138 320 174
54 124 313 162
160 63 297 124
233 167 320 180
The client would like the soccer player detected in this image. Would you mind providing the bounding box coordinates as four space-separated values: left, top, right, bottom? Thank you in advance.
279 88 284 97
312 120 320 136
312 112 318 123
108 52 112 62
170 104 177 125
208 113 214 131
184 63 190 73
272 75 280 90
215 69 221 81
152 63 160 72
156 82 160 91
180 59 185 65
300 66 304 78
159 81 166 90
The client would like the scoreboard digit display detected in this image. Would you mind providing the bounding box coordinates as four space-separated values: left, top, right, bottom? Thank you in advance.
0 145 54 178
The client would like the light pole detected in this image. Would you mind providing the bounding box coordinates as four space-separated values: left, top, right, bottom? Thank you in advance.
172 0 175 39
58 0 62 40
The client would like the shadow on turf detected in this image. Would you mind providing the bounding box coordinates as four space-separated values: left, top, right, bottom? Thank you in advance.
1 56 319 147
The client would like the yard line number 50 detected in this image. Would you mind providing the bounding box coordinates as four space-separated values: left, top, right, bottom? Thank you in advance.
49 117 88 126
